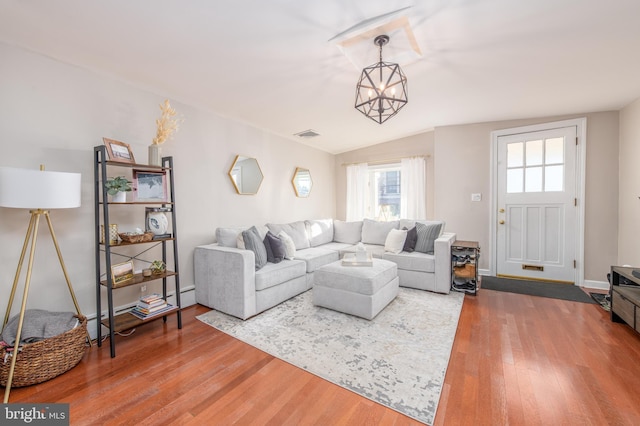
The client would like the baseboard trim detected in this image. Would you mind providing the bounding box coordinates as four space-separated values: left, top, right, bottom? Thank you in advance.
581 280 609 291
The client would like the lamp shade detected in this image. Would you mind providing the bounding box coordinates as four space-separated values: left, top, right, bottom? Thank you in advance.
0 167 81 209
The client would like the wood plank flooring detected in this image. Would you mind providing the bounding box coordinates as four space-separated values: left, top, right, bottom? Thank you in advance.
5 288 640 425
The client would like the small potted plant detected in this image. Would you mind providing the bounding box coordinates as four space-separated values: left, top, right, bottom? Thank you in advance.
105 176 132 202
150 260 166 275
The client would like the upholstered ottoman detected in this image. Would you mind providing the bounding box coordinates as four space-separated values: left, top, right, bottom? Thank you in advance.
313 258 399 320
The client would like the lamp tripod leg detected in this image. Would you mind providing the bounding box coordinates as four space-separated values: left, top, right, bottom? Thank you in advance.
44 212 92 347
3 212 40 403
2 214 37 330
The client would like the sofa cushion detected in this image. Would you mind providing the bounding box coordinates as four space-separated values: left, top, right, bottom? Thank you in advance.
317 241 354 252
267 221 310 250
217 226 268 248
306 219 334 247
333 220 363 244
385 229 408 254
382 251 435 273
243 226 268 270
415 222 443 254
216 227 244 247
294 247 340 273
255 259 307 291
402 226 418 252
361 219 399 245
278 231 296 260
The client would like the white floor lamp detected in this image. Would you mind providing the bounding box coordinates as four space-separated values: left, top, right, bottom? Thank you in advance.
0 166 90 402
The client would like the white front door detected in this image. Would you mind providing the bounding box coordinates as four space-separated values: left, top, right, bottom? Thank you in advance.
496 126 578 283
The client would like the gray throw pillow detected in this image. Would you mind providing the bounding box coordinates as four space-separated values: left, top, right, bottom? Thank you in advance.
402 226 418 252
264 231 285 264
243 226 267 270
414 222 443 254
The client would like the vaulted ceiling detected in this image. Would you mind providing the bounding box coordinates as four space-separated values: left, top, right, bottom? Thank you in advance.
1 0 639 154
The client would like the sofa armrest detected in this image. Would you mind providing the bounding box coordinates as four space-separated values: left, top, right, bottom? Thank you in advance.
434 232 456 294
194 244 257 319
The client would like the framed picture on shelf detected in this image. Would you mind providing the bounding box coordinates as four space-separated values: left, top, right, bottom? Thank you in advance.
103 138 136 164
111 260 134 285
132 169 167 202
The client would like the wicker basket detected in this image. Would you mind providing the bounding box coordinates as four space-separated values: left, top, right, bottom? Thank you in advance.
0 316 87 387
118 232 154 243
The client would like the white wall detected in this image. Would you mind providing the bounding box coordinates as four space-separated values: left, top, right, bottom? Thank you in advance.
434 112 619 281
0 42 335 327
618 97 640 265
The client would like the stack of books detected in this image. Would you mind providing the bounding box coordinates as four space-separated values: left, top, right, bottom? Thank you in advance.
131 294 174 320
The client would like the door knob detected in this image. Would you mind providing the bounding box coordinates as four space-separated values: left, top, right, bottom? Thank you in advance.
499 220 505 225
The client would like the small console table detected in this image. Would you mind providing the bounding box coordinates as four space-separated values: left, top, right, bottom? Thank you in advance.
610 266 640 335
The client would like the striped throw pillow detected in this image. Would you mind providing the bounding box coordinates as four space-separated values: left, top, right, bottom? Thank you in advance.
415 222 443 254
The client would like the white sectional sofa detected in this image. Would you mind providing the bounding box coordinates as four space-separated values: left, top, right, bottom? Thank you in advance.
194 218 455 320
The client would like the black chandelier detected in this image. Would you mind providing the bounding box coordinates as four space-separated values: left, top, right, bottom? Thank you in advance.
355 35 408 124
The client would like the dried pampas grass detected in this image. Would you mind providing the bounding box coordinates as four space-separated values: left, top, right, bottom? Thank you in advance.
152 99 182 145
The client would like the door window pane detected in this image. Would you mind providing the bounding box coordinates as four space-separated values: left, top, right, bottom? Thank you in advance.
545 137 564 164
507 168 523 193
507 142 523 167
525 167 542 192
544 165 564 191
526 140 543 166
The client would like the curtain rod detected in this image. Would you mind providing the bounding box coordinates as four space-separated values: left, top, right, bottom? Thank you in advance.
341 155 430 167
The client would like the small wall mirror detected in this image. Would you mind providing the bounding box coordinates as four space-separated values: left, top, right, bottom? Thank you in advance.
228 155 264 195
291 167 313 197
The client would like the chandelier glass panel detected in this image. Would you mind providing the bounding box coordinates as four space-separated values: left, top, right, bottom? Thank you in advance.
355 35 408 124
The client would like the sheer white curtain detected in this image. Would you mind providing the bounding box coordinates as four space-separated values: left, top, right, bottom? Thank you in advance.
346 163 369 221
401 157 426 219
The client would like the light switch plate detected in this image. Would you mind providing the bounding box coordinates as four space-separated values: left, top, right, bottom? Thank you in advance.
471 193 482 202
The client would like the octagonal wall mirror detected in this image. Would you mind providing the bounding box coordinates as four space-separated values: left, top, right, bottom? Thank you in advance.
228 155 264 195
291 167 313 198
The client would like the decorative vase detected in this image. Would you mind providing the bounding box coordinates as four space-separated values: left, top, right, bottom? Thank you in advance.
147 212 169 236
111 192 126 203
148 144 162 166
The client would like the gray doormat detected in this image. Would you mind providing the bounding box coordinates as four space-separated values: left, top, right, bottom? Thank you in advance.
481 276 596 304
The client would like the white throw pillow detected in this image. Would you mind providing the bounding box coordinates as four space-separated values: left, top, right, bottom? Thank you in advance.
278 231 296 260
384 229 408 254
236 232 245 249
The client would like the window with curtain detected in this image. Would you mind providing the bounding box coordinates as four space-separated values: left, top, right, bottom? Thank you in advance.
346 157 426 221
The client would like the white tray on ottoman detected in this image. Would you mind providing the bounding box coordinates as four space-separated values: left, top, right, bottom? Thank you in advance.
313 258 399 320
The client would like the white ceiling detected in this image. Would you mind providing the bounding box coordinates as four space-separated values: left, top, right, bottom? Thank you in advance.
1 0 640 154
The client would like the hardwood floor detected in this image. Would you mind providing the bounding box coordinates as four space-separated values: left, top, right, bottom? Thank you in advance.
5 289 640 425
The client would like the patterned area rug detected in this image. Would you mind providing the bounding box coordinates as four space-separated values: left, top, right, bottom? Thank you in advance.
197 288 464 425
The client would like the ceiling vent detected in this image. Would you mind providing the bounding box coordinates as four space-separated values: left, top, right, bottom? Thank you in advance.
294 129 321 139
